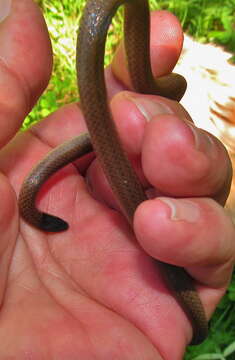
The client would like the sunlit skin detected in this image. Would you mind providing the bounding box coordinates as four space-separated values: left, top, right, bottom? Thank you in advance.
0 1 234 359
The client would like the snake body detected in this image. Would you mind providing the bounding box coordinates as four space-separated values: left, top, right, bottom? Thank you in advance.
19 0 208 344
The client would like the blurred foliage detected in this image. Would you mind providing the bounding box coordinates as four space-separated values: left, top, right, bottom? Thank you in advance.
152 0 235 50
26 0 235 128
185 274 235 359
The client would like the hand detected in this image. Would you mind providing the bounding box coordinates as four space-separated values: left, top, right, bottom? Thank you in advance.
0 1 234 359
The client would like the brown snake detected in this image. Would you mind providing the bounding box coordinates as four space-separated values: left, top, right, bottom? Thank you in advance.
18 0 208 345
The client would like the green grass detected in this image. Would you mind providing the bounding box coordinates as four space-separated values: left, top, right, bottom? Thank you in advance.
29 1 235 358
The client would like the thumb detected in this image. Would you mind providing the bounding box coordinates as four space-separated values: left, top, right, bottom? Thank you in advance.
0 0 52 148
0 172 19 306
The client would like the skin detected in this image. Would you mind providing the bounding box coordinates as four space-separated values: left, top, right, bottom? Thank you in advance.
0 0 234 359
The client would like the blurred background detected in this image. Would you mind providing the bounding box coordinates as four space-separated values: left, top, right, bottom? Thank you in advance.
31 1 235 359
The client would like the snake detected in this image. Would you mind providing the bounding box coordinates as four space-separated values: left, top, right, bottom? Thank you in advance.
18 0 208 345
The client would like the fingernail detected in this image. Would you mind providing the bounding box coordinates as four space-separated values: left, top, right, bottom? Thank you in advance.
0 0 11 23
185 120 215 155
159 197 200 223
127 95 173 122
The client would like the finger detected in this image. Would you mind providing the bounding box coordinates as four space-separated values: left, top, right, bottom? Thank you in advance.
88 92 232 207
112 10 184 90
0 0 52 148
141 112 232 204
134 197 235 289
0 173 18 305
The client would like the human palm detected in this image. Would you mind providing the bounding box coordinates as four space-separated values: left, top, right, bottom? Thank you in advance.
0 1 234 359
